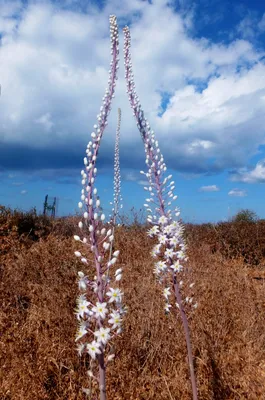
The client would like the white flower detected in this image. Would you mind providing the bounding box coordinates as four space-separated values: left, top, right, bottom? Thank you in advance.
163 225 173 235
78 273 88 291
75 321 88 341
107 354 115 362
94 327 111 345
169 236 179 247
87 340 101 359
164 248 175 259
75 295 91 319
155 260 167 272
106 288 123 303
76 342 86 356
147 225 159 237
158 234 168 245
150 244 161 258
170 260 183 273
164 303 172 313
176 250 185 260
163 287 171 300
92 302 108 319
108 311 122 328
158 215 168 225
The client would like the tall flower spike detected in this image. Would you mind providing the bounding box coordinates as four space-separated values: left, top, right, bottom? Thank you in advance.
123 26 198 400
105 108 122 287
74 16 125 400
113 108 122 225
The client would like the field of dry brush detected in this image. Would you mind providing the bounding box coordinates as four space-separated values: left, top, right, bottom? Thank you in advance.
1 206 265 399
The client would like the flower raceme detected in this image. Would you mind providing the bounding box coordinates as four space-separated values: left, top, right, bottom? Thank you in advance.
123 25 198 400
73 15 125 400
123 25 196 313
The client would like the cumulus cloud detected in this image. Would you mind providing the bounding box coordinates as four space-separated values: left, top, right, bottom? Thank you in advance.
0 0 264 177
199 185 220 192
228 189 247 197
230 159 265 183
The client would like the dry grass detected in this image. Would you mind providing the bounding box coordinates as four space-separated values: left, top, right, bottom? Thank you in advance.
1 208 265 399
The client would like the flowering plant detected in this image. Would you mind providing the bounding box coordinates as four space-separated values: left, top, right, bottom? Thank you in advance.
74 16 125 400
123 25 198 400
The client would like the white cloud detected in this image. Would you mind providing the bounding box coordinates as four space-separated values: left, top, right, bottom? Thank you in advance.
230 159 265 183
35 113 54 132
228 189 247 197
0 0 264 175
123 170 148 186
20 189 27 195
199 185 220 192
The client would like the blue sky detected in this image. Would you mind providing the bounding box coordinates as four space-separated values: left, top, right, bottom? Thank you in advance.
1 0 265 223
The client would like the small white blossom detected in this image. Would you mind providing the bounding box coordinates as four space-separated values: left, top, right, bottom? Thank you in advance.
151 244 161 258
94 327 111 345
169 236 179 247
75 295 90 319
108 311 122 329
176 250 185 260
75 321 88 341
106 288 123 303
163 287 171 300
76 342 86 356
155 260 167 272
78 272 88 291
170 260 183 273
107 354 115 362
164 248 175 259
147 225 159 237
164 303 172 313
92 302 108 319
158 215 168 225
87 340 101 359
158 234 167 245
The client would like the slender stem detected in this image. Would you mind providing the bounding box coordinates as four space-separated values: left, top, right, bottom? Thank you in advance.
98 353 106 400
173 276 198 400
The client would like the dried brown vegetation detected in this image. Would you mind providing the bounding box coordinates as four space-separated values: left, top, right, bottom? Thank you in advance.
1 207 265 399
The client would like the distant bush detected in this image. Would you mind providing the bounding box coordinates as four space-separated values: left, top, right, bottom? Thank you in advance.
232 209 258 223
